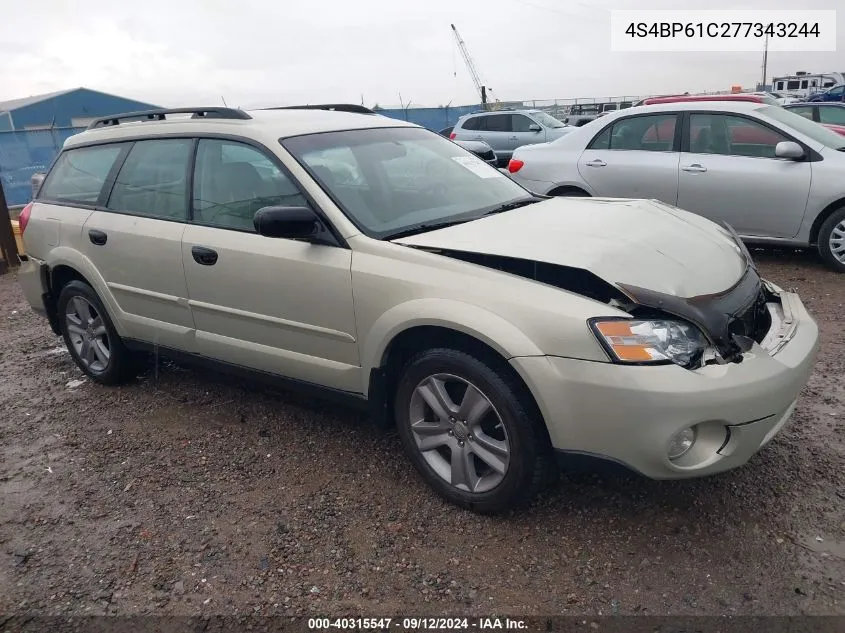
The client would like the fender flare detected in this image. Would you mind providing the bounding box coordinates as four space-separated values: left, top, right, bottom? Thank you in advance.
360 298 544 395
46 247 128 337
545 180 596 196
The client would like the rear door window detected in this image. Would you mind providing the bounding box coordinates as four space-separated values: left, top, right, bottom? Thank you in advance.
484 114 512 132
39 144 125 204
107 139 193 220
597 114 678 151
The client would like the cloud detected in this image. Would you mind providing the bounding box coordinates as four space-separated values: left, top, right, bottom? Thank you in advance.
1 0 842 107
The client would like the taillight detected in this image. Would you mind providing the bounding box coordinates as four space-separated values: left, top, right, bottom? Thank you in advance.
19 202 33 234
449 132 456 140
508 159 524 173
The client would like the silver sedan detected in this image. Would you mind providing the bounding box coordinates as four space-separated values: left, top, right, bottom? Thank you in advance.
508 101 845 272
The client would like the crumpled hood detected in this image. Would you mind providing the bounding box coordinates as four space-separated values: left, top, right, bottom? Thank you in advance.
394 197 747 298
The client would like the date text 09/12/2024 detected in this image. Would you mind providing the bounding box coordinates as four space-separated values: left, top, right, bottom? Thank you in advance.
307 618 528 630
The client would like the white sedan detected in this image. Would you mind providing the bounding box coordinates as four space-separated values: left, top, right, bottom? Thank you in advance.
507 100 845 272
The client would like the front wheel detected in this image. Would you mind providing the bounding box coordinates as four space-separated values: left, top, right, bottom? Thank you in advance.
394 348 554 513
818 207 845 273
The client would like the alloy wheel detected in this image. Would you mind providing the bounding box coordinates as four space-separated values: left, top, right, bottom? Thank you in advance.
830 220 845 264
65 296 111 373
408 373 510 493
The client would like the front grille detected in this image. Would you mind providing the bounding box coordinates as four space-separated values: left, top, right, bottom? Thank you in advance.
729 289 771 343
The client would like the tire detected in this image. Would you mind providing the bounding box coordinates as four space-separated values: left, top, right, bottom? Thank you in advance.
817 206 845 273
394 348 554 513
57 280 137 385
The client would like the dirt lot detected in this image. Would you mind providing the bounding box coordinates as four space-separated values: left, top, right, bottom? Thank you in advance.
1 248 843 619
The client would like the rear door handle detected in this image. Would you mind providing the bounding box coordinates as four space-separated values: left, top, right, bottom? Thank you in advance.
585 159 607 167
681 164 707 173
88 229 107 246
191 246 218 266
509 136 519 140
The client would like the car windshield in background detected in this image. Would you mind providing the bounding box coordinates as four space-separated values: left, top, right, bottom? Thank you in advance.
282 127 532 239
760 106 845 149
532 111 566 128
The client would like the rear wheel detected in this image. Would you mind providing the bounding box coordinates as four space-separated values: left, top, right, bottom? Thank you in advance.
57 280 137 385
818 206 845 273
394 348 554 513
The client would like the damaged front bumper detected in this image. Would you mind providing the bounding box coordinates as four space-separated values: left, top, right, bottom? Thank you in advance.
511 287 819 479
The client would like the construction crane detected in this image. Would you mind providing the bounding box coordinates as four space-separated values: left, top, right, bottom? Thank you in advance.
450 24 491 107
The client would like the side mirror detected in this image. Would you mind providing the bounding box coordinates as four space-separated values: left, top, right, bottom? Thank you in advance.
528 124 542 132
775 141 805 160
254 206 321 240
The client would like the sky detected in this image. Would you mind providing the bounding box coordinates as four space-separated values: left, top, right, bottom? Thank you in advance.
0 0 842 109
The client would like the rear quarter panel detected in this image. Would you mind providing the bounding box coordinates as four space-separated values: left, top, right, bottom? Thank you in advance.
24 201 130 337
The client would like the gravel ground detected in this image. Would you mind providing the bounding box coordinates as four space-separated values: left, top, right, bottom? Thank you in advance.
1 248 843 618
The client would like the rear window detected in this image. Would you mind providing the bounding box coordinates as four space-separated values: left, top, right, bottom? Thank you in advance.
39 144 125 204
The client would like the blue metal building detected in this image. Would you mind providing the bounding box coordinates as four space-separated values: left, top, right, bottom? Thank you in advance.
0 87 159 131
0 88 161 206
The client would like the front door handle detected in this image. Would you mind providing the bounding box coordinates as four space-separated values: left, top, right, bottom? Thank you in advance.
585 159 607 167
681 164 707 173
509 136 519 140
88 229 107 246
191 246 218 266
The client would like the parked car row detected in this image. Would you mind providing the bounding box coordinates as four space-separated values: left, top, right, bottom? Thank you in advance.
17 104 820 513
437 87 845 170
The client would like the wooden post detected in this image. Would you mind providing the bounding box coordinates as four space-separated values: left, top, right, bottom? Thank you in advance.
0 179 21 271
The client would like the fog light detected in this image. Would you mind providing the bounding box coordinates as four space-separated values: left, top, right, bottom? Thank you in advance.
668 427 696 461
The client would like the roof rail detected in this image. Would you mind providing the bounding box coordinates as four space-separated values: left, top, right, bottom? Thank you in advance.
264 104 375 115
87 107 252 129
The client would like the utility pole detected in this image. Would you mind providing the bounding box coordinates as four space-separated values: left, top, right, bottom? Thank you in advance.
761 34 769 90
0 179 21 272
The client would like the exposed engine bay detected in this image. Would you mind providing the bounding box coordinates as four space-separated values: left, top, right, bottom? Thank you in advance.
420 247 776 367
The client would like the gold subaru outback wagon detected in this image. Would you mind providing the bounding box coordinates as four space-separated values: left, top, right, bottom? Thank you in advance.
17 105 819 513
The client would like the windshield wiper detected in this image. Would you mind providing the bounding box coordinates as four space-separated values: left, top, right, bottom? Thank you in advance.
386 197 544 240
482 196 544 216
385 218 474 240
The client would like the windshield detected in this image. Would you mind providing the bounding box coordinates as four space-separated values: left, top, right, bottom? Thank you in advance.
760 105 845 149
531 111 566 128
282 127 533 239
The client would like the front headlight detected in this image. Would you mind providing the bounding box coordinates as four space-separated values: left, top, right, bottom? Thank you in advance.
590 318 708 367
